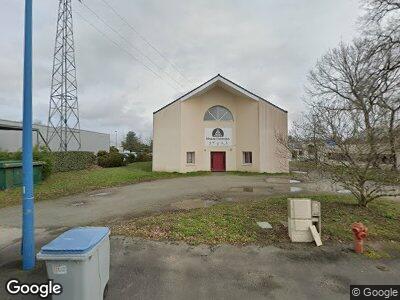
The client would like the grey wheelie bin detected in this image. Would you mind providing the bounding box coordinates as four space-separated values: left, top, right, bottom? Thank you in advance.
37 227 110 300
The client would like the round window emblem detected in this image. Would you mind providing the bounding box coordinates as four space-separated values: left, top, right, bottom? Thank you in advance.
212 128 224 137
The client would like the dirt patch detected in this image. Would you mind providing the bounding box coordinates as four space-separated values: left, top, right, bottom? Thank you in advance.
200 192 224 202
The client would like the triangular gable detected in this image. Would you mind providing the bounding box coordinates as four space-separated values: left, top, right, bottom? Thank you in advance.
154 74 287 114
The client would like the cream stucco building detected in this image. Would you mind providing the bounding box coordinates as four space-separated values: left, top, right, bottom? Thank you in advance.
153 74 289 173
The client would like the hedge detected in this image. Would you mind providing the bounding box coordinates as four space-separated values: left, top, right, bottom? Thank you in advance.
97 151 126 168
50 151 96 172
0 149 96 179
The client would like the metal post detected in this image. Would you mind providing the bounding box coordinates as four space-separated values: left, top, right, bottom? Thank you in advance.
22 0 35 270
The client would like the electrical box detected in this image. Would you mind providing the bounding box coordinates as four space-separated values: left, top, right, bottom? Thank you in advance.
288 198 312 219
288 198 321 242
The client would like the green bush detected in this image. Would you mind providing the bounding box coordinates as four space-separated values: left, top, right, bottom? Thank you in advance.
0 148 52 179
97 150 108 157
0 151 17 161
109 146 119 153
0 149 95 178
33 147 53 179
50 151 96 172
97 152 126 168
125 153 136 164
135 152 152 162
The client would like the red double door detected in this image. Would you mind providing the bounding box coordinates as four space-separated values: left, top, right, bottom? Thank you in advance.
211 152 226 172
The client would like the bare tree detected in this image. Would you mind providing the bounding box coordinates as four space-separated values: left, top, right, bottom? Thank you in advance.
376 55 400 170
362 0 400 46
361 0 400 169
295 110 326 162
307 39 388 164
305 39 399 206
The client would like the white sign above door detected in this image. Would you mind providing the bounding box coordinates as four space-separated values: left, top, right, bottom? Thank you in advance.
205 128 232 147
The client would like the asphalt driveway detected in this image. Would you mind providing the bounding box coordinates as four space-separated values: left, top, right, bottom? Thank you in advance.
0 174 288 255
0 174 399 299
0 175 280 228
1 236 399 300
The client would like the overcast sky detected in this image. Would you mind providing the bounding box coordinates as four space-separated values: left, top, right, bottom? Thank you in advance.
0 0 362 140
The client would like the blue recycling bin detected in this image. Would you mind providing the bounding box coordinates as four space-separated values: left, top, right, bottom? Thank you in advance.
37 227 110 300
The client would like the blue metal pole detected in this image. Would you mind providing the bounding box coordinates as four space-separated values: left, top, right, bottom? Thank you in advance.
22 0 35 271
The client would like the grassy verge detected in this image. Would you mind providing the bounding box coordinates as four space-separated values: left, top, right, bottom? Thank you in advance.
111 194 400 250
0 162 209 208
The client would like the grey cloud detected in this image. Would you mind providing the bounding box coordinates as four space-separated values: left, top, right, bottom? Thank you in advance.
0 0 361 139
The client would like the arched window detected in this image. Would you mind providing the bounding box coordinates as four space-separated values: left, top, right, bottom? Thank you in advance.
203 105 233 121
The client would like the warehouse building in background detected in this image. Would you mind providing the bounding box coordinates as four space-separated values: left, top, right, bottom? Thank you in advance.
0 119 110 152
153 74 289 173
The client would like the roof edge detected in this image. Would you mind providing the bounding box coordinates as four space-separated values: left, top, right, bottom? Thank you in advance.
153 74 287 114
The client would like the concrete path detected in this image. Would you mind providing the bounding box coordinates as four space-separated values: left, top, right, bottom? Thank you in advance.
1 175 399 299
0 174 291 229
0 174 293 252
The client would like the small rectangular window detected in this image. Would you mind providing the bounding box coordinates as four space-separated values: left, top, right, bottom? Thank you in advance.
243 152 252 164
187 152 195 164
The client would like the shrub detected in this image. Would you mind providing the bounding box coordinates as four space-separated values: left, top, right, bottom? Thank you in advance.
97 150 108 158
33 147 53 179
125 153 136 164
0 149 96 178
135 152 152 162
0 151 17 161
0 147 53 179
50 151 96 172
109 146 119 153
98 152 126 168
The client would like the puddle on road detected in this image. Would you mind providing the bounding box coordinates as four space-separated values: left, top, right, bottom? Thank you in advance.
90 192 111 197
289 179 301 184
264 177 289 184
243 186 253 192
229 186 276 193
290 187 303 193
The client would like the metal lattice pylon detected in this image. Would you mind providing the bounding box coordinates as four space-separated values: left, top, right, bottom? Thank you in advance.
47 0 81 151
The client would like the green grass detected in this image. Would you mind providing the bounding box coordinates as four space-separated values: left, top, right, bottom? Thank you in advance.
0 162 209 208
111 194 400 248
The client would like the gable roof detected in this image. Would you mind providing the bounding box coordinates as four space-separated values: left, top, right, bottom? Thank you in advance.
153 74 287 114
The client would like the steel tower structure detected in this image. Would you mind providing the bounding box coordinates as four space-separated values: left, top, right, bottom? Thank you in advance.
47 0 81 151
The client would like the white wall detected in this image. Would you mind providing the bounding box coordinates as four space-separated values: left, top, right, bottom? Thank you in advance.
0 119 110 153
153 85 289 173
152 102 181 171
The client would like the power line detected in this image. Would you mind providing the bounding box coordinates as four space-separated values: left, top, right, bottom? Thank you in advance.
99 0 190 84
80 1 185 89
75 11 180 91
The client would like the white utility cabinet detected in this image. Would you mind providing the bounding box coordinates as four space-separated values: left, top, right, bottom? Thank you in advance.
288 198 321 242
